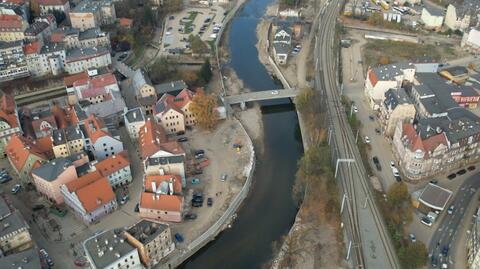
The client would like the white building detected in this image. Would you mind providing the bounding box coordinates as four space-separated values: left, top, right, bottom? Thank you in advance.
364 62 416 109
94 151 132 188
421 6 444 29
444 1 480 32
83 230 143 269
124 107 145 139
79 28 110 49
83 114 124 161
24 41 66 77
38 0 71 19
69 0 116 31
461 28 480 53
0 40 29 82
65 47 111 75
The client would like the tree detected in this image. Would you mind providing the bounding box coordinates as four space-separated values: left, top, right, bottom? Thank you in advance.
188 35 209 54
387 182 409 206
189 93 219 130
198 59 213 85
181 70 199 86
148 57 179 84
163 0 183 13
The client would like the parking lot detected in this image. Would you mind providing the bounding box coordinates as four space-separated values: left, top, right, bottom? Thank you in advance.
161 5 226 55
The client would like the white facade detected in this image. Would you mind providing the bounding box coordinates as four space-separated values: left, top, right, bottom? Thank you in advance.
124 108 145 139
421 8 444 29
91 136 124 161
444 4 471 31
26 46 66 77
461 28 480 52
39 1 70 18
103 165 132 188
0 41 29 82
65 48 111 75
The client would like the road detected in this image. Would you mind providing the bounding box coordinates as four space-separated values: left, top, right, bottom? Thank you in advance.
428 173 480 268
313 0 400 268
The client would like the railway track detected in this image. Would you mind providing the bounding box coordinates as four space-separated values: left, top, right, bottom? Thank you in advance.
314 0 400 268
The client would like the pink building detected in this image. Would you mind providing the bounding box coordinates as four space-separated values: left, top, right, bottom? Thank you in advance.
31 153 88 204
139 175 183 222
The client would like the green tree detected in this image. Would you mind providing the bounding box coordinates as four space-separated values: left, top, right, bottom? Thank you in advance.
189 93 219 130
401 242 428 268
188 35 209 54
387 182 409 206
148 58 179 84
198 59 213 84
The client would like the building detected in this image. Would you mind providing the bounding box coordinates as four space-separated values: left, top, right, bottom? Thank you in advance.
139 174 183 222
0 95 21 158
79 28 110 49
154 80 188 97
51 125 85 158
414 183 452 212
94 151 132 188
30 107 58 139
124 107 145 139
68 72 119 105
124 220 175 268
31 155 88 204
444 0 480 32
411 56 439 73
50 27 80 49
6 134 50 184
154 94 185 135
272 43 289 65
83 229 143 269
468 208 480 269
421 5 444 29
462 27 480 52
24 41 66 77
61 171 117 224
83 114 124 161
65 46 111 74
38 0 70 18
24 20 55 43
364 62 416 109
138 119 186 182
380 88 416 137
439 66 469 84
0 197 33 255
69 0 116 31
0 14 27 42
0 40 29 82
273 26 292 45
0 248 42 269
132 69 155 98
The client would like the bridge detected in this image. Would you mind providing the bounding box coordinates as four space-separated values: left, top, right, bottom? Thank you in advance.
223 88 299 110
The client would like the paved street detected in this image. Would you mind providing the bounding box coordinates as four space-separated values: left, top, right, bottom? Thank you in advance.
428 173 480 268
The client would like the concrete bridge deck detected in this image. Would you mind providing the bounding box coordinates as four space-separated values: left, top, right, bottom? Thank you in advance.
224 88 298 105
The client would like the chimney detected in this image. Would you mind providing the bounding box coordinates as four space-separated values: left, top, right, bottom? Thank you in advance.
151 181 157 193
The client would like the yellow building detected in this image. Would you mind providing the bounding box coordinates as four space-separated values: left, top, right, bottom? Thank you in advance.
51 125 85 158
0 14 28 42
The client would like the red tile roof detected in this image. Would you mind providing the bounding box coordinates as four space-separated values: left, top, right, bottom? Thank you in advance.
65 171 103 192
83 114 109 143
138 118 167 159
0 95 18 128
144 175 182 194
173 89 194 108
51 105 68 129
94 151 130 177
368 68 378 87
76 177 115 213
119 18 133 27
64 72 89 87
140 192 183 212
6 134 48 172
23 41 41 55
91 73 117 88
0 14 23 30
401 123 448 159
31 114 57 135
38 0 67 6
423 133 448 154
3 0 26 5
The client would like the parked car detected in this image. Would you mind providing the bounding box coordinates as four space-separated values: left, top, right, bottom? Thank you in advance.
421 216 432 227
369 115 375 121
375 128 381 135
390 161 395 168
372 156 381 171
177 137 188 142
11 184 21 194
194 150 205 155
176 131 185 136
174 233 184 243
442 246 449 257
447 173 457 180
364 136 370 144
40 248 54 267
32 204 45 211
120 194 129 205
392 167 400 178
430 180 438 185
191 178 201 185
408 233 416 243
431 255 438 267
447 205 455 215
207 197 213 207
468 165 476 171
195 153 204 159
169 15 175 20
0 176 12 184
185 213 197 220
134 203 139 212
395 176 402 182
353 106 358 113
457 169 467 175
221 174 227 181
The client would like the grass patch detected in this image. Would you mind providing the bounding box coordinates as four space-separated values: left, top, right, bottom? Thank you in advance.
181 11 198 34
363 39 442 68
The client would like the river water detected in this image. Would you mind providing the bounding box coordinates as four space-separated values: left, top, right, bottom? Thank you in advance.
179 0 303 268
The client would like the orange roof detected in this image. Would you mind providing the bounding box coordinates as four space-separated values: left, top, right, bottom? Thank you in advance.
38 0 67 6
94 151 130 177
140 192 183 212
31 114 57 135
65 170 103 192
76 177 115 213
6 134 48 172
160 141 185 155
33 136 53 157
119 18 133 27
173 89 194 108
1 94 15 114
144 175 182 194
0 14 23 30
23 41 41 55
64 72 89 87
83 114 109 143
423 133 448 155
0 110 18 128
91 73 117 88
368 68 378 87
138 118 167 158
3 0 25 4
51 105 68 129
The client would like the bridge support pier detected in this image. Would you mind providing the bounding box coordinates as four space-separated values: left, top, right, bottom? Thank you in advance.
240 102 246 110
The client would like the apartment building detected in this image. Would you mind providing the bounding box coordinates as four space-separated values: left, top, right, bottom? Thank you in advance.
51 125 85 158
0 197 33 255
139 175 183 222
0 14 27 42
38 0 70 18
69 0 116 31
24 41 66 77
83 114 124 161
380 88 416 137
94 151 132 188
444 0 480 32
124 107 146 139
0 40 29 82
65 47 111 74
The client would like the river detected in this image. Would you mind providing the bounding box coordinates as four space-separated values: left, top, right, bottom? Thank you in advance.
179 0 303 268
